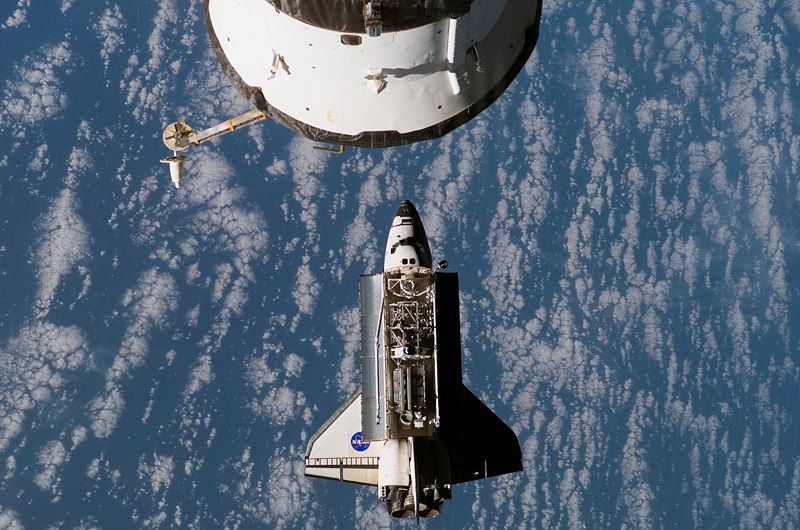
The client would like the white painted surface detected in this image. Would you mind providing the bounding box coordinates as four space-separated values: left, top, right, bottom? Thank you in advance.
384 215 420 271
378 438 410 488
305 393 382 485
207 0 539 136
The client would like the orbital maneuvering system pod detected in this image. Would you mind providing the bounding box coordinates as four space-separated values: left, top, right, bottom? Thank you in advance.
161 0 543 185
304 201 522 518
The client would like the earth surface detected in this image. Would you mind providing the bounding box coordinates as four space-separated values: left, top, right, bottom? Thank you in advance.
1 1 799 528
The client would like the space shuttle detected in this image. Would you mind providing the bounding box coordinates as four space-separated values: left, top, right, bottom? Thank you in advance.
162 1 543 184
304 201 522 518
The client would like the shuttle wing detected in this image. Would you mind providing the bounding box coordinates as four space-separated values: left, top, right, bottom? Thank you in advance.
304 391 381 485
444 385 523 484
432 271 523 483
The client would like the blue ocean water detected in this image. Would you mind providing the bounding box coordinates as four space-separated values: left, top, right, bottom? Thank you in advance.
1 1 799 528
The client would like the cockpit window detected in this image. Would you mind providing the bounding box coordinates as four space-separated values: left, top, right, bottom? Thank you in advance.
391 237 412 254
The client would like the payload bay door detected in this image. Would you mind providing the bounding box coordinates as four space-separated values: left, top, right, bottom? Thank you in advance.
359 274 386 441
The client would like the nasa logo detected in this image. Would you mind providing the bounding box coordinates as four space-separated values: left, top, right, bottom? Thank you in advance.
350 432 370 452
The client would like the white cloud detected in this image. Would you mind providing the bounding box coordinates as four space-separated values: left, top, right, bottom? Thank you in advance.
558 468 583 529
118 0 245 125
1 0 29 29
87 383 125 439
2 1 798 526
118 0 179 122
89 269 178 438
34 440 66 492
287 136 328 246
211 263 234 303
0 322 87 452
354 489 393 530
482 199 530 314
94 5 126 68
419 120 488 246
138 453 175 494
339 170 384 274
111 269 179 380
265 157 288 176
333 306 359 397
0 41 73 129
70 425 87 449
133 152 270 354
282 353 305 379
179 48 251 123
32 188 90 318
250 386 307 427
263 449 316 528
620 392 655 529
219 446 319 529
184 354 214 396
293 263 318 316
211 276 249 348
244 355 278 392
0 505 24 530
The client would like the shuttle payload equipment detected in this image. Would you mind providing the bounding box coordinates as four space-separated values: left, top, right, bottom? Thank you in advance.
304 201 522 518
205 0 543 147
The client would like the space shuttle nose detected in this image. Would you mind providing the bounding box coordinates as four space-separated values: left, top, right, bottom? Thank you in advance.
386 200 432 270
395 200 419 220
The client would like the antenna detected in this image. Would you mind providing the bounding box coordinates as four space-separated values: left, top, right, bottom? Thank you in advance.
160 109 268 187
160 153 189 188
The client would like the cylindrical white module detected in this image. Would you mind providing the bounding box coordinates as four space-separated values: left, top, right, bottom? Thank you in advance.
204 0 542 147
